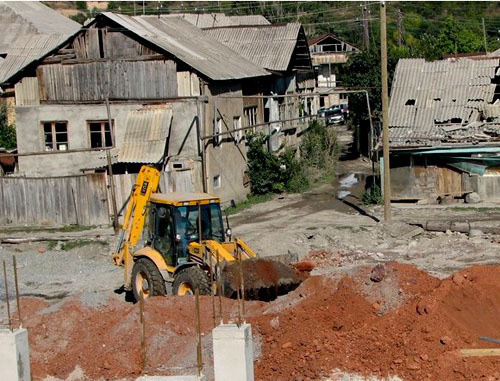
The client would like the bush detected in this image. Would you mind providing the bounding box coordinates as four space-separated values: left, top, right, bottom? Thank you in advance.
362 183 383 205
246 121 338 196
0 103 16 149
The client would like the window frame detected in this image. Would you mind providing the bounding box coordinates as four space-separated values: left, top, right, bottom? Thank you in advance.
214 117 222 146
41 121 69 152
233 115 242 143
87 120 115 149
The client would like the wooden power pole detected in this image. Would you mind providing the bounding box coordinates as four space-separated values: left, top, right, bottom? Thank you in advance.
397 9 403 48
380 1 391 222
362 2 370 50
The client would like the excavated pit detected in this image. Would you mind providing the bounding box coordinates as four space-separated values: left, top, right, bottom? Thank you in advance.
221 258 309 301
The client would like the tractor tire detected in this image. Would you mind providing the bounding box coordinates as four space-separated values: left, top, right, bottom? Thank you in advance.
131 258 166 302
172 266 211 296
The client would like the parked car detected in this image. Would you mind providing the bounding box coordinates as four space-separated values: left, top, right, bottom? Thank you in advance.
326 107 345 125
317 107 328 117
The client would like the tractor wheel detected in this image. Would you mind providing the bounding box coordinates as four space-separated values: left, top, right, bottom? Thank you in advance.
172 267 211 296
131 258 166 302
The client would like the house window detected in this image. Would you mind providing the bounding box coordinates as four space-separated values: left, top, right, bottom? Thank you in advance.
214 117 222 146
233 116 242 143
213 174 221 189
88 120 114 148
42 121 68 151
243 106 257 128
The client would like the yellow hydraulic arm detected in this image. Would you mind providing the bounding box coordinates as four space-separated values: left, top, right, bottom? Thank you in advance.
112 165 161 290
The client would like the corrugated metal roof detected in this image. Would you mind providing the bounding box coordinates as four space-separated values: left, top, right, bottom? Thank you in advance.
389 57 500 148
118 106 173 164
101 13 269 81
204 23 302 72
165 13 270 28
0 34 69 84
0 1 80 85
0 1 80 36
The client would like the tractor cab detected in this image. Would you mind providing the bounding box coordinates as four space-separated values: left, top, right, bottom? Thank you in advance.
146 192 225 267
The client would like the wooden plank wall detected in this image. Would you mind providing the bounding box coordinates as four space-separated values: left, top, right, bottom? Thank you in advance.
14 77 40 106
0 170 195 227
112 173 170 224
38 60 178 101
0 174 110 226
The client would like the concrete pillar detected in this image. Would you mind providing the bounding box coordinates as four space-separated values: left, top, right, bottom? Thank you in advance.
0 328 31 381
212 324 254 381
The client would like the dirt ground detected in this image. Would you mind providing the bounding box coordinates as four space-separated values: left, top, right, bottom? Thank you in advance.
0 158 500 380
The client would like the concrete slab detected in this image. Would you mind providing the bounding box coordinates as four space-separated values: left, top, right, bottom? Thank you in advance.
0 328 31 381
213 323 254 381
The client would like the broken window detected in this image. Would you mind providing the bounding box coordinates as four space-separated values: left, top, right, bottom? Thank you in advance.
243 106 258 128
405 99 416 106
88 120 114 148
214 117 222 146
233 116 243 143
42 121 68 151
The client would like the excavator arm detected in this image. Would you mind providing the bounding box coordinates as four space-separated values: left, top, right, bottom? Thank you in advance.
112 165 161 290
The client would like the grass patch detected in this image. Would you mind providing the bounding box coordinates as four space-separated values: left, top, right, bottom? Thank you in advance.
225 194 273 215
46 239 108 251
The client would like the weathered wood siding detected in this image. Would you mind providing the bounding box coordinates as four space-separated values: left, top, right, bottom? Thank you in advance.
14 77 40 106
38 60 178 101
72 29 156 59
0 174 109 226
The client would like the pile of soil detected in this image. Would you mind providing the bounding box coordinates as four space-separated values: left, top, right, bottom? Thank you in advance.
21 262 500 380
252 262 500 381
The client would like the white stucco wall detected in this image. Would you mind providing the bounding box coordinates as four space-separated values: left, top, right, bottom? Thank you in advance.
16 103 145 176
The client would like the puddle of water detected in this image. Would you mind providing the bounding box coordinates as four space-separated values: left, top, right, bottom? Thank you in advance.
339 173 358 187
337 173 359 199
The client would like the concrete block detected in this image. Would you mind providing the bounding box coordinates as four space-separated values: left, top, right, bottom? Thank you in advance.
213 324 254 381
0 328 31 381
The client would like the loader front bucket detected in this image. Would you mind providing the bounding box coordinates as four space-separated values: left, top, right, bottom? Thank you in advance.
221 258 308 301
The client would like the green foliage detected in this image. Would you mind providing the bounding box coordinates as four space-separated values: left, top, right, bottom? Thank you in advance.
224 194 273 215
76 1 87 11
246 121 338 196
362 183 382 205
246 133 288 194
70 13 88 25
0 103 16 150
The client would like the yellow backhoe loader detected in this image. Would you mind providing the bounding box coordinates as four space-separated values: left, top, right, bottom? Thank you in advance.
112 165 305 302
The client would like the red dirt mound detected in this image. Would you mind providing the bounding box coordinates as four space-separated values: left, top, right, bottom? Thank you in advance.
251 262 500 381
21 262 500 380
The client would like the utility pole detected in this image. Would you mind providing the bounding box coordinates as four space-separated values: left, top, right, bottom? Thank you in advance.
397 9 403 48
142 0 145 15
380 1 391 222
482 18 488 53
362 2 370 50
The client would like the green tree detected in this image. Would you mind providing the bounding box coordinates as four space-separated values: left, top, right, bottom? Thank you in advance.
434 15 483 56
76 1 87 11
0 104 16 150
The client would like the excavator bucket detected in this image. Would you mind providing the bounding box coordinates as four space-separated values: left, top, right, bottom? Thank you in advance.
221 258 308 301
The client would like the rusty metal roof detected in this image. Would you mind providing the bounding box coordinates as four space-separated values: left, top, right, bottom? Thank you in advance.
101 13 269 81
204 23 303 72
0 1 80 85
118 106 173 164
389 58 500 148
165 13 270 28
